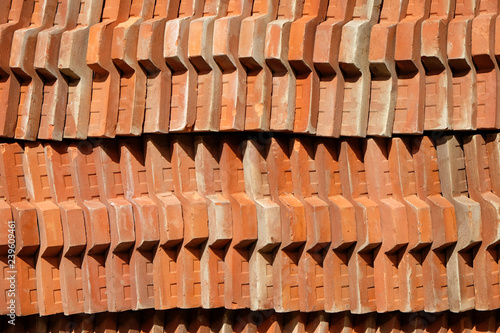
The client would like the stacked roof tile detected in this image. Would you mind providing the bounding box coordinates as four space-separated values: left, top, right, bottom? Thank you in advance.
0 134 498 318
1 0 499 330
0 0 499 140
3 309 500 332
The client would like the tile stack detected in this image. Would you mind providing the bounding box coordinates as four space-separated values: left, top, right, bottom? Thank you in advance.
0 0 498 140
0 0 499 330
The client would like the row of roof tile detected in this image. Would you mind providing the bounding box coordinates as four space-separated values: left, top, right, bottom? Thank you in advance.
1 0 499 140
0 133 498 316
2 309 500 332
